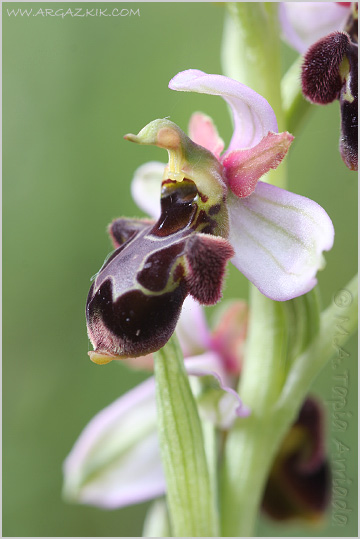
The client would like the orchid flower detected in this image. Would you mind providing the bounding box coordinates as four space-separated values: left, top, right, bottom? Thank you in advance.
280 2 358 170
86 70 334 364
63 297 249 509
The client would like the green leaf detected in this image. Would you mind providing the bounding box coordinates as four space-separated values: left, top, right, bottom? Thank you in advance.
154 335 219 537
283 287 321 370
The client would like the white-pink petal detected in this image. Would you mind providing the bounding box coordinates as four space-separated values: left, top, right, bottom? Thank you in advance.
228 182 334 301
131 161 164 219
188 112 225 159
279 2 350 53
169 69 278 152
76 432 165 509
63 377 165 509
175 296 212 357
185 353 250 428
63 353 249 510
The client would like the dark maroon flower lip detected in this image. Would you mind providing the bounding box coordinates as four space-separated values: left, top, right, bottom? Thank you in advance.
262 397 331 523
339 41 358 170
301 31 358 171
86 176 233 362
301 32 352 105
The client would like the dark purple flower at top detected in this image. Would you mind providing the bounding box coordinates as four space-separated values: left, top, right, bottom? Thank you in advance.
262 397 331 523
301 4 358 170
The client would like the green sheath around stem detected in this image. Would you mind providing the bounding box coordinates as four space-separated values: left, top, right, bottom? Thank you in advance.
154 335 219 537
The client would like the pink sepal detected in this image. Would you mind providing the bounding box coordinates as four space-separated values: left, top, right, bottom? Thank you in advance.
222 132 294 198
188 112 225 159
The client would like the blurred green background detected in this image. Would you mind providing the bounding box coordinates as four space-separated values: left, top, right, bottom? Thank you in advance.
3 2 357 537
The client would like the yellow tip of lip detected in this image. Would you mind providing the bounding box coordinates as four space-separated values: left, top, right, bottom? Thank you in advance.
88 351 114 365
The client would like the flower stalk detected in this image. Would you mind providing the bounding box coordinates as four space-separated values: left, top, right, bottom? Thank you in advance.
238 287 288 411
153 335 219 537
281 56 313 134
220 411 286 537
220 287 290 535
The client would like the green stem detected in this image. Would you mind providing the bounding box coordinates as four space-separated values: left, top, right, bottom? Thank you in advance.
220 286 289 536
154 335 219 537
220 412 286 537
281 56 313 134
237 286 288 411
